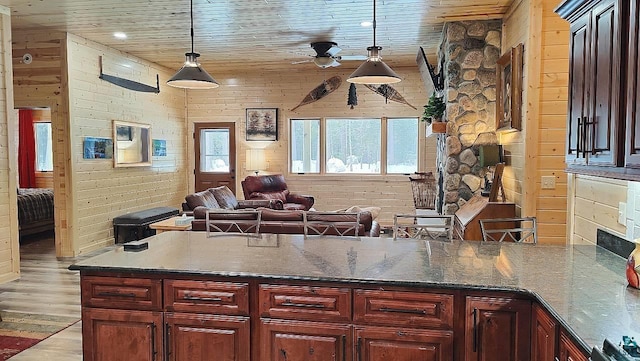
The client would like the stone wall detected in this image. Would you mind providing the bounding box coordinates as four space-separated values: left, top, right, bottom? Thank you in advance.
438 21 501 215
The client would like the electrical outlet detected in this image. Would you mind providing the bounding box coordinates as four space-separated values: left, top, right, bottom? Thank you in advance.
541 176 556 189
619 202 627 225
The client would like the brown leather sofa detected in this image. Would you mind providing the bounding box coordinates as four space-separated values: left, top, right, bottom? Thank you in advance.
191 207 380 237
182 185 283 213
241 174 314 211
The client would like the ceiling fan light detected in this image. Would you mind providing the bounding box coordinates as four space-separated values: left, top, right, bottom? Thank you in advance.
314 56 337 68
168 52 219 89
347 47 401 84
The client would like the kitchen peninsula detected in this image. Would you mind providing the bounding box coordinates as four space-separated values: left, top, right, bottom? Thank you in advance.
70 232 640 361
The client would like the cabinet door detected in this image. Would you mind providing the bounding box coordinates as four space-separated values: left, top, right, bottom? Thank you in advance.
260 319 351 361
558 331 588 361
465 296 531 361
567 14 590 165
82 308 163 361
587 0 622 166
531 304 558 361
165 313 249 361
355 325 453 361
626 0 640 167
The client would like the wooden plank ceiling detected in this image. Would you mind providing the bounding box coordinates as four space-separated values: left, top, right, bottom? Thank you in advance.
0 0 513 73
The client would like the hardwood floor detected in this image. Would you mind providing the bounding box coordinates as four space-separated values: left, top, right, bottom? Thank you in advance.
0 233 103 360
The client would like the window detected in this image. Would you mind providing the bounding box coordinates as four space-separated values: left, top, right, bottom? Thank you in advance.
326 118 381 173
290 119 320 173
289 117 419 174
387 118 418 174
34 122 53 172
200 129 230 172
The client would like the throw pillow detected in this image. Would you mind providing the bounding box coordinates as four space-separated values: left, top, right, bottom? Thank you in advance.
345 205 381 220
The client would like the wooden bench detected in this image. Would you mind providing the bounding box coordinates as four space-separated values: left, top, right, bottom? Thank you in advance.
113 207 179 243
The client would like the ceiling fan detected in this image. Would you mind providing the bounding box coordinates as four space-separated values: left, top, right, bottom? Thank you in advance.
292 41 367 68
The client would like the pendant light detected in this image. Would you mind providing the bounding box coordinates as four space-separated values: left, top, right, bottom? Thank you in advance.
347 0 401 84
167 0 219 89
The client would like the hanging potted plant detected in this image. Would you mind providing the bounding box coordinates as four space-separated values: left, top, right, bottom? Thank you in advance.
422 93 446 133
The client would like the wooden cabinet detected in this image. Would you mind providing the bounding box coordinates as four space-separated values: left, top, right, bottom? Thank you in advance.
82 308 164 361
260 319 351 361
79 274 591 361
465 296 532 361
165 313 250 361
625 0 640 167
564 0 623 166
355 326 453 361
531 304 558 361
558 330 589 361
454 195 516 241
82 277 250 361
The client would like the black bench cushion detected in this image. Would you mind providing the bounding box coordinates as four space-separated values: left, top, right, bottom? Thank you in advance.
113 207 179 226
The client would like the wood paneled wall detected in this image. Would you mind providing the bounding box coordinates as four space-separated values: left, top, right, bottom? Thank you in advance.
0 6 20 283
501 0 529 213
66 34 187 255
569 175 627 244
187 67 431 227
12 30 72 256
501 0 569 244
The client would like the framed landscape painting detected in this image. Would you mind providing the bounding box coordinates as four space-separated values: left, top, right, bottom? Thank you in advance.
246 108 278 141
496 43 524 131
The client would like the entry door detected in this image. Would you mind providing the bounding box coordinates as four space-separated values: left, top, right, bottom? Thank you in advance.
194 122 236 193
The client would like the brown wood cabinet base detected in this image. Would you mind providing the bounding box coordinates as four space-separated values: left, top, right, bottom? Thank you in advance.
78 272 589 361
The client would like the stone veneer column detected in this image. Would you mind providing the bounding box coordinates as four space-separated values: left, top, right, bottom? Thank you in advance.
437 21 501 215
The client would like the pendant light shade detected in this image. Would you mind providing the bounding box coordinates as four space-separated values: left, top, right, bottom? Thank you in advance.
347 0 400 85
167 0 219 89
347 46 401 84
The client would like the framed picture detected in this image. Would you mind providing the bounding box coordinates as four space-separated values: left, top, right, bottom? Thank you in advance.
246 108 278 141
152 139 167 156
83 137 113 159
496 43 524 131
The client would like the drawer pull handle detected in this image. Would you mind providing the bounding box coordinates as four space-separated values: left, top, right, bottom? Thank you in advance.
281 302 326 309
183 295 223 302
379 307 426 315
97 291 136 298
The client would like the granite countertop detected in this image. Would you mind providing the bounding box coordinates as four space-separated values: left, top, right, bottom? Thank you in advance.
70 231 640 351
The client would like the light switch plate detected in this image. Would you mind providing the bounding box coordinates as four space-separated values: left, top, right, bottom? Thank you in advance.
541 176 556 189
619 202 627 225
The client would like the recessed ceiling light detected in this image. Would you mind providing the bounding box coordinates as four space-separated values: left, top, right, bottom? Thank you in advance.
113 32 127 39
360 21 372 27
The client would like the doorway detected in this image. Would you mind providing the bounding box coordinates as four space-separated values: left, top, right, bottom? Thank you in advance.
15 107 56 252
194 122 237 193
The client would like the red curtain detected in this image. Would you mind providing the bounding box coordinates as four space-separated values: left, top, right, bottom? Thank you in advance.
18 109 36 188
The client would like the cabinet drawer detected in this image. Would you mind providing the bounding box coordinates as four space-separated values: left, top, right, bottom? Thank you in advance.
354 289 454 329
259 284 351 322
81 276 162 311
164 280 249 315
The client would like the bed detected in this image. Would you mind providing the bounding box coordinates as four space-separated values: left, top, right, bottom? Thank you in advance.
17 188 54 237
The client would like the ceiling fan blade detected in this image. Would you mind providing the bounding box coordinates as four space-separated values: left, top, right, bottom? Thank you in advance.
337 55 368 61
330 60 341 67
292 59 313 65
326 45 342 57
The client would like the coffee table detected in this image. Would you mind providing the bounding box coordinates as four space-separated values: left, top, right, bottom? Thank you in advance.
149 216 192 233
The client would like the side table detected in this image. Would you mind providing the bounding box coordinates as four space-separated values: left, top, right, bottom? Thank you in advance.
149 216 192 234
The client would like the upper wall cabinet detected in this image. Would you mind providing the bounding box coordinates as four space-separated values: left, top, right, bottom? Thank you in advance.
558 0 623 167
557 0 640 180
626 0 640 167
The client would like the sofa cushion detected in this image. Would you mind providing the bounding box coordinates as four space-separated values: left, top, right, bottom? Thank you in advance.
250 190 289 203
283 203 307 211
210 186 239 210
259 208 304 221
186 190 220 210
